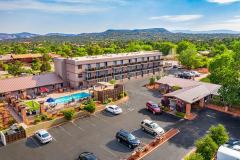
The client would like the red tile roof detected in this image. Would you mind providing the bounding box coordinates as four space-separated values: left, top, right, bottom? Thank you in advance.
0 73 64 93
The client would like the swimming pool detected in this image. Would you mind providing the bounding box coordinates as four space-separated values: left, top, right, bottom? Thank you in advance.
48 92 91 104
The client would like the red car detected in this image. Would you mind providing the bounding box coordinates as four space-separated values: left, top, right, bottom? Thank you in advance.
146 101 162 114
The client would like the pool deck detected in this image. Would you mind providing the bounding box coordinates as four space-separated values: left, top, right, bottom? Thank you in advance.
30 89 90 103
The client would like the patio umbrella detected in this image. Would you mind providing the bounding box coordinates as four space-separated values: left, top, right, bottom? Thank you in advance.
46 98 55 103
40 87 49 93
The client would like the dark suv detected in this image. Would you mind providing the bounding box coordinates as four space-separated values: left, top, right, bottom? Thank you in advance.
116 129 140 149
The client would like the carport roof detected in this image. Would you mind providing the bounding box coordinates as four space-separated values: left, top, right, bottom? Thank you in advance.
157 76 221 104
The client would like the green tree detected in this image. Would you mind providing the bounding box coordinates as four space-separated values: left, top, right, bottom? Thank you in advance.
156 42 175 56
209 124 229 146
177 41 195 54
40 61 51 72
195 135 218 160
185 153 204 160
178 48 204 69
7 61 24 76
31 59 41 71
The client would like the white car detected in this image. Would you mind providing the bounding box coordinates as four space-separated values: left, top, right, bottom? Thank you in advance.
190 71 201 77
141 119 165 136
105 105 122 115
35 129 53 144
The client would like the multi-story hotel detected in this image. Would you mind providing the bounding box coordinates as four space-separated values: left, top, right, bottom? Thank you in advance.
54 51 163 88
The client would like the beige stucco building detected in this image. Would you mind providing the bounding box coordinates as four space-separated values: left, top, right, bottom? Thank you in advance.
54 51 163 88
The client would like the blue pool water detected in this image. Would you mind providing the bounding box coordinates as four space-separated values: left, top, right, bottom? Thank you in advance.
48 92 91 104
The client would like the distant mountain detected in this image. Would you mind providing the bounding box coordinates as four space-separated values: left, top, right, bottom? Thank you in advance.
0 32 39 40
1 28 240 42
173 29 240 34
46 33 77 37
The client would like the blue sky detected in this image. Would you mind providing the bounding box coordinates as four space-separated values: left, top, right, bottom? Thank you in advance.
1 0 240 34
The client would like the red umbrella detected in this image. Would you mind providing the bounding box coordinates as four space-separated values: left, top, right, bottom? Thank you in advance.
39 87 49 93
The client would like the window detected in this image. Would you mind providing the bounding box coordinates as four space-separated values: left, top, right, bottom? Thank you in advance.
87 73 91 78
105 62 108 67
96 63 100 68
158 55 160 60
129 59 131 63
135 58 137 62
147 57 150 61
79 82 83 86
142 57 144 61
96 71 100 77
78 74 82 78
114 61 117 66
78 65 82 69
87 64 91 69
121 60 123 65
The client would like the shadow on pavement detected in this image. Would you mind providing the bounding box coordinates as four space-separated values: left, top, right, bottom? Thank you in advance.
138 108 181 123
25 137 42 149
105 139 132 153
166 109 240 149
131 128 154 140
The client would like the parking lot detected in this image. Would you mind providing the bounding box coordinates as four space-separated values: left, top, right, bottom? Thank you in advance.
0 76 240 160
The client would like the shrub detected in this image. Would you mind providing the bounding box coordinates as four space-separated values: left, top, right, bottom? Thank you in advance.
156 75 161 80
34 116 41 124
195 135 218 160
172 85 182 91
84 99 96 113
61 108 76 120
209 124 229 146
149 77 155 85
185 153 204 160
39 114 48 121
109 79 116 85
175 111 185 118
119 93 124 99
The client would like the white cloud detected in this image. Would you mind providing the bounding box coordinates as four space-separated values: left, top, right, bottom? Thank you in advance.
206 0 240 4
0 0 124 14
193 17 240 31
149 14 203 22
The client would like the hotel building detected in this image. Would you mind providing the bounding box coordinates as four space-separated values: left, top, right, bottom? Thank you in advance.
54 51 163 88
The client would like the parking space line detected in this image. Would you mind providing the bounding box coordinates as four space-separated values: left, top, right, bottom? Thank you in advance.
71 121 85 131
30 137 41 148
52 137 57 142
58 126 73 136
100 145 118 158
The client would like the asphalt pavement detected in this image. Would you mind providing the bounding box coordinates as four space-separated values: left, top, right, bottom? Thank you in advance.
0 77 239 160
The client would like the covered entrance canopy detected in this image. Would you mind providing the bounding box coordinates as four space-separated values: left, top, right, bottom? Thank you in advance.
156 76 221 119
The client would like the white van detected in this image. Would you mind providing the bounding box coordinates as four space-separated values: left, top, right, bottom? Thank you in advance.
217 142 240 160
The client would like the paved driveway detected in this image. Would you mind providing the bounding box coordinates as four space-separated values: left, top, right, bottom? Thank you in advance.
0 77 239 160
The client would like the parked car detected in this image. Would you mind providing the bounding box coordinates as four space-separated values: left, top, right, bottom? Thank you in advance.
116 129 140 149
217 139 240 160
146 101 162 114
141 119 165 136
178 72 192 79
190 71 201 77
34 129 52 144
78 152 98 160
105 105 122 115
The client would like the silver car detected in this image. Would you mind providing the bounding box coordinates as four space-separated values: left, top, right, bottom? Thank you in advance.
141 119 164 136
35 129 53 144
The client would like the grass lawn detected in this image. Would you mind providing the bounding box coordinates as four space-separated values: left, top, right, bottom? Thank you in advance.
200 76 211 83
25 100 40 111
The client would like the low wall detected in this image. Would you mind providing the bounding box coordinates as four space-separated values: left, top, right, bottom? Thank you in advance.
25 111 90 136
207 104 240 117
5 130 26 144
